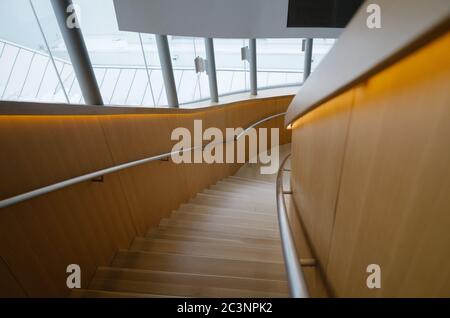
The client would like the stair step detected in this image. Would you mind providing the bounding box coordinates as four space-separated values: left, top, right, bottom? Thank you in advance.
148 227 281 247
112 250 287 281
215 181 275 198
145 232 279 249
82 150 306 298
218 180 275 191
90 267 288 297
210 183 274 196
202 188 275 202
227 176 274 185
69 288 172 298
223 177 275 189
196 192 276 206
190 197 275 214
178 203 276 219
158 219 280 240
130 237 283 263
90 279 287 298
169 211 277 229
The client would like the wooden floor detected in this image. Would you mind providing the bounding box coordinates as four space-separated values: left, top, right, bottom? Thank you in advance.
72 165 292 297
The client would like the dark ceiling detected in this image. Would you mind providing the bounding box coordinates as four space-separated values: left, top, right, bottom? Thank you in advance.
287 0 364 28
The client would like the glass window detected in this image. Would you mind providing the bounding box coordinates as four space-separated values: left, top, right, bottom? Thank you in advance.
256 38 303 89
0 0 337 106
73 0 161 106
256 38 336 88
214 39 250 96
0 0 81 103
311 38 336 72
168 36 210 104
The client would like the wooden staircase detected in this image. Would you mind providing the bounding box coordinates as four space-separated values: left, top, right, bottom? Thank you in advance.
72 174 290 298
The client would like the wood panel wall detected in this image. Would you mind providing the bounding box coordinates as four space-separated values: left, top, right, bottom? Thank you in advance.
0 95 292 297
290 32 450 297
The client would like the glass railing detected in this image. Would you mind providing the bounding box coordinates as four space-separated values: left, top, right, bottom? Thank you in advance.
0 0 336 107
0 39 302 107
0 39 80 103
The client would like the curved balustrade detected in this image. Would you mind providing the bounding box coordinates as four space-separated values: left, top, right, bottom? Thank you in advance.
0 95 292 297
276 154 310 298
285 0 450 125
284 1 450 297
0 111 286 209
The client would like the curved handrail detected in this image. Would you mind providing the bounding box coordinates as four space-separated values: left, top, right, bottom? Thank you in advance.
276 153 310 298
0 39 301 74
0 112 286 209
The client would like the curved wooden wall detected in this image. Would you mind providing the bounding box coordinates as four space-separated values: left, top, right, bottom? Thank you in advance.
0 95 292 297
289 32 450 297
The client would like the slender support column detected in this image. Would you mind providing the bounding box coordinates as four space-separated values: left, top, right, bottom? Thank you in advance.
204 38 218 103
249 38 257 95
50 0 103 105
303 38 313 82
155 34 179 107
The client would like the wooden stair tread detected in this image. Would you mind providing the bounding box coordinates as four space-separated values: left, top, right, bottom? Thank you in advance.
178 203 276 219
69 288 173 298
112 250 287 281
145 232 280 249
148 227 281 247
158 218 280 239
202 188 275 202
172 209 275 220
130 237 283 263
84 164 292 298
227 176 275 185
222 179 275 190
209 182 271 192
224 175 274 184
169 211 277 229
196 192 276 206
208 181 275 194
90 267 288 297
158 225 280 245
190 197 275 214
218 180 275 191
90 277 287 298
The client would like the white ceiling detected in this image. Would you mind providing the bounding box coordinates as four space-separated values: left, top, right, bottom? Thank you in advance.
113 0 342 38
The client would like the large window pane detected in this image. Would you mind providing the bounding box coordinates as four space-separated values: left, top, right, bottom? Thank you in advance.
214 39 250 96
256 38 303 89
311 38 336 72
73 0 163 106
256 38 336 89
1 0 337 106
0 0 80 103
168 37 210 104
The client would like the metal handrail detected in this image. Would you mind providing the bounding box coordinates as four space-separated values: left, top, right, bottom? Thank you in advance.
276 154 310 298
92 64 303 74
0 39 70 64
0 38 303 74
0 112 286 209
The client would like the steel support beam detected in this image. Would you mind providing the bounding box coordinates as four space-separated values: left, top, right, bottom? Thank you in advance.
50 0 103 105
249 38 257 95
155 34 179 107
303 38 313 82
204 38 219 103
